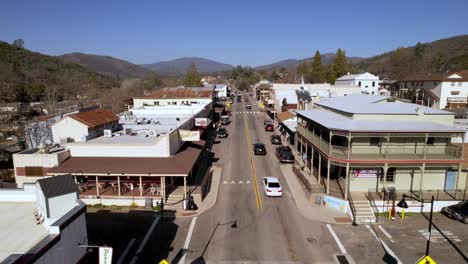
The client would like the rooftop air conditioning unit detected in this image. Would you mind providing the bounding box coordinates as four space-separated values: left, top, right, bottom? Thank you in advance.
148 130 157 137
104 129 112 137
125 128 132 135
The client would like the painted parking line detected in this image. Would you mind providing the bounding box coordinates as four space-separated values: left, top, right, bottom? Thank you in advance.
378 225 394 243
116 238 136 264
326 224 347 254
365 225 402 264
179 216 198 264
418 229 462 243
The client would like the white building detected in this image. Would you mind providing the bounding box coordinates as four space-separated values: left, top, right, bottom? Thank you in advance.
133 87 213 108
51 109 119 143
396 71 468 109
214 84 228 98
335 72 380 94
0 175 87 263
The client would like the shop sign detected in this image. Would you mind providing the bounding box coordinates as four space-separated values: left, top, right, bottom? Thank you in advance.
179 130 200 141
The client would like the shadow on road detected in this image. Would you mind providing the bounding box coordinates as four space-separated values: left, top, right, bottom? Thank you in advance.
82 209 178 263
422 212 468 262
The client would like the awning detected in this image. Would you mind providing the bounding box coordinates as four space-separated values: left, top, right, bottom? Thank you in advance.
48 141 205 177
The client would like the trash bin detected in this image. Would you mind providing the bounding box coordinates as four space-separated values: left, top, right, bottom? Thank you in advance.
388 187 396 200
315 195 322 205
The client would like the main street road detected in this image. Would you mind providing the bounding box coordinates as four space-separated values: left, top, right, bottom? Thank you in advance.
179 92 341 263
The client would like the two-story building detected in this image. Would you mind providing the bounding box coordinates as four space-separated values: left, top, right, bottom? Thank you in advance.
295 95 466 209
133 87 214 108
393 71 468 109
335 72 380 95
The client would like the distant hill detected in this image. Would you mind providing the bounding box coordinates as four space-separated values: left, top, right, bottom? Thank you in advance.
356 35 468 79
256 53 364 71
0 41 117 103
59 52 149 78
141 57 234 76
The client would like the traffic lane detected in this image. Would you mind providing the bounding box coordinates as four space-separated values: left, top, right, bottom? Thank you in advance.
376 213 468 263
247 112 342 263
184 104 264 262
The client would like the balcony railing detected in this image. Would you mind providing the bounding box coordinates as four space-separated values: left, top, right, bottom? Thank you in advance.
447 97 467 103
297 126 463 160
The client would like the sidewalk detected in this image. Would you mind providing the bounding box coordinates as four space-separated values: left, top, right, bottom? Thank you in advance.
280 164 352 224
177 166 222 218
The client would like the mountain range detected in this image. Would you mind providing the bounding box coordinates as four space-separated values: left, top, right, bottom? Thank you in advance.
140 57 234 76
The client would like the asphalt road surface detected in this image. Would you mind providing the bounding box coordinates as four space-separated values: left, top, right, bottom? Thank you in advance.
176 91 341 263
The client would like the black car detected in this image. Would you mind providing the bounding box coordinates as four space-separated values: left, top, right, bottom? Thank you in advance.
276 146 294 163
217 127 228 138
245 104 252 110
441 201 468 224
270 135 281 145
253 143 266 155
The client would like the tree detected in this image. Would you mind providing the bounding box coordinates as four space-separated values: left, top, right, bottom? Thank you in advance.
325 64 336 84
414 42 426 60
296 61 309 78
310 51 325 83
143 71 162 91
281 97 288 112
183 63 202 86
269 70 280 82
12 39 25 48
333 48 348 78
390 47 410 79
432 51 446 72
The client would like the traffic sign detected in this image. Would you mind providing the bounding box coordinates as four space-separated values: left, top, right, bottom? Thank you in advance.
416 255 436 264
159 259 170 264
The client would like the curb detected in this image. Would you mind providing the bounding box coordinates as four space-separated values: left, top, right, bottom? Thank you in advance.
176 166 222 218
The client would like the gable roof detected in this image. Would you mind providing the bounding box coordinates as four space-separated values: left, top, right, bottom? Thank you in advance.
277 110 296 122
336 72 378 81
68 109 118 128
37 175 78 199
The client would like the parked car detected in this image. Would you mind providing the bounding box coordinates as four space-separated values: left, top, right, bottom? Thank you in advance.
245 104 252 110
441 201 468 224
262 177 283 197
245 98 249 102
264 119 273 125
270 135 281 145
220 115 230 125
217 127 228 138
253 143 266 155
276 146 294 163
265 124 274 131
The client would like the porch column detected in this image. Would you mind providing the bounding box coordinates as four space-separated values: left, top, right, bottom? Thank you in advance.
96 176 100 196
318 153 322 184
139 176 143 197
345 163 350 200
161 177 166 201
329 131 333 155
310 146 314 177
419 164 426 199
184 176 187 199
73 176 78 184
423 133 428 159
347 135 351 159
383 163 388 189
385 134 390 158
455 164 462 199
117 176 121 196
326 159 331 195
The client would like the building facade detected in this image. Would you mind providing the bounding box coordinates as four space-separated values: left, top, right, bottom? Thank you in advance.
335 72 380 95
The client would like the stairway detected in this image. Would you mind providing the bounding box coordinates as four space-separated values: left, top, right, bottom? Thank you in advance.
352 200 376 223
165 194 184 208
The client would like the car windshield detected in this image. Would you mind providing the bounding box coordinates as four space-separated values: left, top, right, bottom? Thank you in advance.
280 146 291 152
218 128 226 132
461 201 468 210
268 182 280 188
272 135 280 139
255 143 264 147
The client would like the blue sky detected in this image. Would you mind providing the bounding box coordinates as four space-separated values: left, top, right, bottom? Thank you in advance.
1 0 467 66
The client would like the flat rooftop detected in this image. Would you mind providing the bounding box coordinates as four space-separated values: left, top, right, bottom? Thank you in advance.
298 109 464 133
86 132 164 145
317 94 451 115
0 202 49 262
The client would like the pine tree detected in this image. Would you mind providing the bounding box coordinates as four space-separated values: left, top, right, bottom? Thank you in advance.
310 51 325 83
333 48 348 78
183 63 202 86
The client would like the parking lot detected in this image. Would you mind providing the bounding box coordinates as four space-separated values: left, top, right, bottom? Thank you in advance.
333 212 468 263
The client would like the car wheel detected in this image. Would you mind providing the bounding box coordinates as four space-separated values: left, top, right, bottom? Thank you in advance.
463 217 468 224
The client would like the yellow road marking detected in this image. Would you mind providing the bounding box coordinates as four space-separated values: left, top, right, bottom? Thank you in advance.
243 112 263 211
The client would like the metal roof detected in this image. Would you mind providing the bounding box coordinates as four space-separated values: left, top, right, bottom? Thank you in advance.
316 94 451 115
37 175 78 199
297 109 464 133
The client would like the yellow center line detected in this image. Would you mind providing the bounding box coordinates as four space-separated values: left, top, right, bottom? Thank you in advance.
243 111 263 211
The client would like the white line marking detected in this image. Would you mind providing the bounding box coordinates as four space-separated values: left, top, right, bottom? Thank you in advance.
117 238 136 264
136 216 160 254
365 225 402 263
223 181 228 184
238 180 243 184
378 225 394 243
326 224 347 254
180 217 198 264
246 180 251 184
